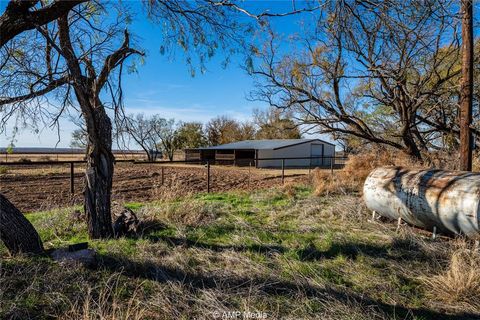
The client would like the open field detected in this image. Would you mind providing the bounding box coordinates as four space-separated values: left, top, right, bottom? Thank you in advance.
0 163 316 213
1 185 479 319
0 152 146 163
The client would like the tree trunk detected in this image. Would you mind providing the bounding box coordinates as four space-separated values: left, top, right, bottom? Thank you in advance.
84 107 114 239
402 132 422 162
0 194 44 255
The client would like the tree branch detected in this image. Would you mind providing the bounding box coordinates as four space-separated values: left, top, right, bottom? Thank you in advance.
0 0 87 48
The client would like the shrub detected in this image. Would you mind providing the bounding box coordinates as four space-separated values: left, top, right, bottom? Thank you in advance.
0 166 8 174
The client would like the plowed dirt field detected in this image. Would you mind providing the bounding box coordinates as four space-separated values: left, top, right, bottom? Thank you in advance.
0 163 308 212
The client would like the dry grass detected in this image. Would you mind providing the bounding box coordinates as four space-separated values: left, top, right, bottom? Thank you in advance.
143 199 224 227
422 240 480 313
149 172 194 201
313 149 423 196
2 185 480 319
61 273 148 320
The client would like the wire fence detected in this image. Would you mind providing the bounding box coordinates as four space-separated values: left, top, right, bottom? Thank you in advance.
0 156 347 195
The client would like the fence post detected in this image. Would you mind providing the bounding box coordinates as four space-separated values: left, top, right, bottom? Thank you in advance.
249 161 252 188
161 166 165 185
281 158 285 185
70 162 74 194
330 157 334 176
207 161 211 193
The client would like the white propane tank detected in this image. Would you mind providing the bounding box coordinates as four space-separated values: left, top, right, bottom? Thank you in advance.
363 166 480 237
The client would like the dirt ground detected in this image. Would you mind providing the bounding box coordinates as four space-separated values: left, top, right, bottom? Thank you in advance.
0 163 313 212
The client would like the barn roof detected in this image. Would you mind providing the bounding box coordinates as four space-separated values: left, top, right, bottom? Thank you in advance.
193 139 334 151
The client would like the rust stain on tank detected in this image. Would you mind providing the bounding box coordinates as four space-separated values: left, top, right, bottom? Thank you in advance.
363 166 480 237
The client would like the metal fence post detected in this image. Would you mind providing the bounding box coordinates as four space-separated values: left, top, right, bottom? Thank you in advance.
70 162 74 194
249 161 252 188
281 158 285 185
330 157 334 176
161 166 165 185
207 161 211 193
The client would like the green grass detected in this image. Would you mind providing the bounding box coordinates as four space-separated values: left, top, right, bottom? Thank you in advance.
0 184 476 319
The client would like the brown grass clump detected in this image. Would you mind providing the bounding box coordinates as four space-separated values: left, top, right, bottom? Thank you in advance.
422 241 480 313
281 182 298 199
62 273 148 320
313 149 423 196
150 172 193 201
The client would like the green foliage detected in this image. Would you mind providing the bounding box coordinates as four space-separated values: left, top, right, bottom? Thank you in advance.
254 107 301 139
175 121 207 148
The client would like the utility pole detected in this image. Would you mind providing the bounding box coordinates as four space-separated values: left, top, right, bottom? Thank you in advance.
460 0 474 171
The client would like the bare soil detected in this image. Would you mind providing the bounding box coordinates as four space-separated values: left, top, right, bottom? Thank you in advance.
0 163 308 212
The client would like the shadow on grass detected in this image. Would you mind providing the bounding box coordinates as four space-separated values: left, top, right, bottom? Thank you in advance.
94 253 479 320
297 239 434 262
146 234 286 255
145 231 434 264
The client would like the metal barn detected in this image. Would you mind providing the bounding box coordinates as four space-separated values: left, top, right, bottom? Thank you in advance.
185 139 335 168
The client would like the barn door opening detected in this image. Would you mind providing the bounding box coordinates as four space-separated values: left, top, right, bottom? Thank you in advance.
310 144 324 167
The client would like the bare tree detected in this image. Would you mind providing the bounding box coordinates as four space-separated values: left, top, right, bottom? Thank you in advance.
0 0 320 248
70 128 88 149
150 117 179 161
251 0 462 160
121 114 161 161
1 2 143 239
0 0 87 255
57 13 142 238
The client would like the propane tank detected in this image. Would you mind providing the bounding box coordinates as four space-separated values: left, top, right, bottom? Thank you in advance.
363 166 480 237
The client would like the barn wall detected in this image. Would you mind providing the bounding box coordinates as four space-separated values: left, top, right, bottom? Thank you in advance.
256 142 336 168
273 143 312 167
257 149 276 167
322 143 335 166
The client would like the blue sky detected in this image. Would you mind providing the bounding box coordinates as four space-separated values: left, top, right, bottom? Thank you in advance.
0 0 316 148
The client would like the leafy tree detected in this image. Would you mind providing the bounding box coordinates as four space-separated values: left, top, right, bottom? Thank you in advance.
205 115 252 145
176 121 207 149
253 107 301 139
238 121 257 141
0 0 87 47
